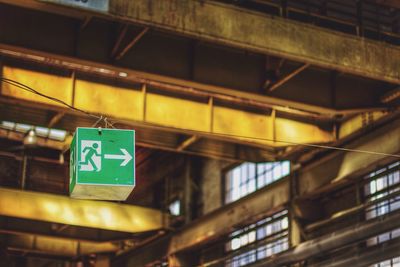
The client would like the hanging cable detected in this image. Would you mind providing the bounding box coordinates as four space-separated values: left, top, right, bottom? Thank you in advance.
0 77 100 120
91 115 103 128
1 77 400 158
107 118 400 158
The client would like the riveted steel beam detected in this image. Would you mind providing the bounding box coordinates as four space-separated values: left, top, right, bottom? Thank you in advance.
109 0 400 84
0 96 276 162
0 187 167 233
20 0 400 84
0 64 334 150
0 43 387 118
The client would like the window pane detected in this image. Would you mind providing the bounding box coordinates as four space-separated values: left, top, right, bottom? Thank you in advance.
225 161 290 204
365 161 400 246
226 210 289 266
370 256 400 267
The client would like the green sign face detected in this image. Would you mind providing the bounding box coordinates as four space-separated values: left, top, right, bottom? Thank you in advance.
70 127 135 200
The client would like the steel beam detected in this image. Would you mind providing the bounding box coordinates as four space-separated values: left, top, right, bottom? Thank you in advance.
107 0 400 84
0 43 383 118
112 234 172 267
115 27 149 60
111 24 128 59
47 112 65 128
314 239 400 267
0 187 166 233
299 117 400 197
10 0 400 83
4 0 400 86
4 233 119 257
255 210 400 266
168 178 289 254
268 63 310 92
176 135 199 151
0 64 335 149
0 97 276 162
161 117 400 255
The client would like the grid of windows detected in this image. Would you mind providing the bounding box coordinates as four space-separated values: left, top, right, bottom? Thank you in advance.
225 161 290 204
371 256 400 267
364 161 400 246
225 210 289 267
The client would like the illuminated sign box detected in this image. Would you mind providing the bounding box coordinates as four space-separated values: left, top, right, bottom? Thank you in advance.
70 127 135 200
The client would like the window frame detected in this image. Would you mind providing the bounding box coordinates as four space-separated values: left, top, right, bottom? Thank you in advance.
222 161 291 205
224 209 291 267
362 161 400 247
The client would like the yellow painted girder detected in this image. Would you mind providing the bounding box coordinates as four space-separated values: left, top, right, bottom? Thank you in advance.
339 111 388 139
0 187 166 233
1 66 335 147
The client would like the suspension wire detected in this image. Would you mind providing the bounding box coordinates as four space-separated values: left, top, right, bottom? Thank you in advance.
1 77 400 158
0 77 100 120
91 115 103 128
108 118 400 158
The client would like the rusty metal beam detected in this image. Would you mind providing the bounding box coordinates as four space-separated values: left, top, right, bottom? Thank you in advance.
47 111 65 128
176 135 198 151
3 1 400 83
106 0 400 84
263 56 285 89
268 63 310 92
9 0 400 83
111 24 129 59
4 233 119 257
0 187 167 233
115 27 149 60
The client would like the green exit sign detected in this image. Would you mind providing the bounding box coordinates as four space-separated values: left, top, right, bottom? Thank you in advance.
70 127 135 200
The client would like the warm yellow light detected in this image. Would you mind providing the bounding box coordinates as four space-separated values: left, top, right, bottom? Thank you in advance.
0 187 166 233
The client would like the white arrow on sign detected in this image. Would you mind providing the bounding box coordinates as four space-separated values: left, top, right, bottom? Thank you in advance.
104 148 133 166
